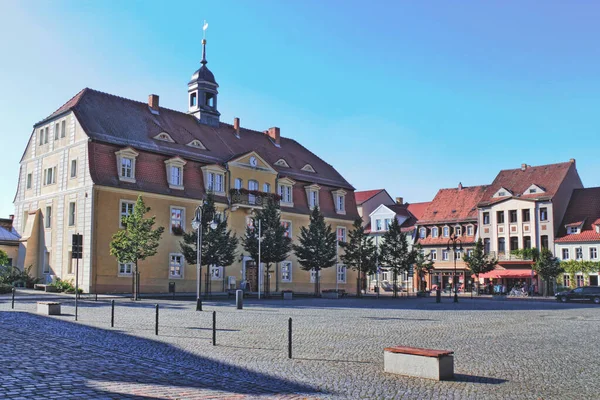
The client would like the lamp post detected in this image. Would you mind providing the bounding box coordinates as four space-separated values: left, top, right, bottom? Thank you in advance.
191 204 216 304
446 234 463 303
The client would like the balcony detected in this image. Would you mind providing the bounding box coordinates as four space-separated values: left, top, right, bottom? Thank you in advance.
229 189 281 210
487 251 535 262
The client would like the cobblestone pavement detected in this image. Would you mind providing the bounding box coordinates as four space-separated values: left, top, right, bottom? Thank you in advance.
1 294 599 399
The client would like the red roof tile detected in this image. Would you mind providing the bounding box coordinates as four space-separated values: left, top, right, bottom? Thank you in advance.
354 189 385 205
555 187 600 243
417 233 477 246
406 202 430 221
419 185 488 224
479 161 577 206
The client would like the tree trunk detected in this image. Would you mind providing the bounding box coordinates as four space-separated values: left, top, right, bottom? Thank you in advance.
356 266 361 298
314 270 320 297
393 270 398 298
132 262 139 301
265 265 271 298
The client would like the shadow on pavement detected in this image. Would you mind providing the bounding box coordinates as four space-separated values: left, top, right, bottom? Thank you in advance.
454 374 508 385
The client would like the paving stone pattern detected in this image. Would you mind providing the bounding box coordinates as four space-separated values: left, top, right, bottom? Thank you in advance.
1 295 599 399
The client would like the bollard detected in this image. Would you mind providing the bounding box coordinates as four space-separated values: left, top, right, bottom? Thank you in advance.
11 288 15 310
196 298 202 311
75 293 79 321
155 304 159 336
436 288 441 303
212 311 216 346
236 289 243 310
288 317 292 359
111 300 115 327
95 293 98 301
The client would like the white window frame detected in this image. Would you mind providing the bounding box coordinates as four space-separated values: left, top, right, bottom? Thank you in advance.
279 184 293 204
337 226 346 243
281 261 292 282
61 120 66 138
376 219 382 231
540 207 548 221
118 262 133 276
235 178 243 189
590 247 598 260
170 206 185 234
467 225 474 236
455 226 462 236
575 247 583 260
562 248 569 260
384 218 392 230
432 227 438 238
442 249 449 261
309 190 318 208
165 157 186 190
119 200 135 228
483 212 490 225
337 264 347 283
121 158 133 178
263 183 271 193
70 159 77 178
45 206 52 229
170 166 182 186
281 220 292 239
431 250 437 260
419 228 426 239
467 249 474 257
116 148 139 183
443 226 449 237
169 253 184 279
43 167 57 186
54 123 59 140
26 173 32 189
68 202 76 227
210 265 223 280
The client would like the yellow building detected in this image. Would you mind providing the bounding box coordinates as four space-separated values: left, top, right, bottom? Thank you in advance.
13 39 359 294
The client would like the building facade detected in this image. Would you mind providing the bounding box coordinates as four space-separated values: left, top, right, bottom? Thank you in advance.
13 40 359 294
354 189 394 226
476 160 582 292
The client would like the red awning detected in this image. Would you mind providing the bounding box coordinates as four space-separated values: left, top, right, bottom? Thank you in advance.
475 269 536 279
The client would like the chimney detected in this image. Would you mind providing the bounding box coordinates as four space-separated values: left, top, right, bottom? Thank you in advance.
458 182 463 191
148 94 159 110
569 158 576 166
267 127 281 146
521 163 527 171
233 117 240 136
9 214 14 221
396 197 403 205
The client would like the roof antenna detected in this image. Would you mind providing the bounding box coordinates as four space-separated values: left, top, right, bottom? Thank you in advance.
201 20 209 65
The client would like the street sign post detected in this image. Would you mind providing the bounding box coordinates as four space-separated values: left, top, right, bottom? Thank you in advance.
72 234 83 321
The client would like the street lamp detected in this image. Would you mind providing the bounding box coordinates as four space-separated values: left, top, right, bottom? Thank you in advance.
191 203 217 306
446 234 463 303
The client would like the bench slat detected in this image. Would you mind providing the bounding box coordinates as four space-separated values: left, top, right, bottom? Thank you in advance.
384 346 453 358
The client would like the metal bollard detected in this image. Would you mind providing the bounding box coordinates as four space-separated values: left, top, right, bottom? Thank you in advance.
155 304 159 336
436 288 441 303
236 289 243 310
288 317 292 359
111 300 115 327
212 311 216 346
196 298 202 311
11 288 15 310
95 293 98 301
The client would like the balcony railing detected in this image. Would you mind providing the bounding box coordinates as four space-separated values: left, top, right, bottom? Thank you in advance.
229 189 281 208
487 251 535 261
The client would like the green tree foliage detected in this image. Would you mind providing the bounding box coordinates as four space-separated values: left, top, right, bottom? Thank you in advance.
534 248 564 296
242 198 291 296
339 218 377 297
110 196 164 300
510 247 540 261
181 194 238 293
293 206 337 296
379 218 416 298
413 244 435 292
463 238 498 294
0 249 8 267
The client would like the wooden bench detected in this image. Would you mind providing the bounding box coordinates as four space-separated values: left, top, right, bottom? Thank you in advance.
34 284 58 293
384 346 454 381
37 302 61 315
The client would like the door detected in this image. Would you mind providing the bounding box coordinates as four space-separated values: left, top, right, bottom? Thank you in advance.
590 276 599 286
245 260 258 292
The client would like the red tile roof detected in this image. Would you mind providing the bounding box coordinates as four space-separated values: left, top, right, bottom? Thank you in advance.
555 187 600 243
419 185 488 224
479 161 577 206
406 202 430 221
41 88 355 190
417 233 477 246
354 189 385 205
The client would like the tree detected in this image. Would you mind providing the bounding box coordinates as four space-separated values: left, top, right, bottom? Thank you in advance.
413 244 435 292
242 198 292 296
180 194 238 295
293 206 337 296
534 248 564 296
339 218 377 297
110 196 164 300
0 249 8 267
379 218 416 298
463 238 498 295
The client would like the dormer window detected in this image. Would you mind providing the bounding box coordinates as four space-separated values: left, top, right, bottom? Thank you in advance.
154 132 175 143
567 226 579 234
432 227 438 238
301 164 316 173
443 226 449 237
455 226 462 236
525 184 545 196
115 147 139 183
186 140 206 149
278 177 295 207
419 228 426 239
274 159 290 168
467 225 474 236
493 187 512 198
305 184 321 209
165 157 186 190
201 165 226 194
332 189 347 215
190 92 197 107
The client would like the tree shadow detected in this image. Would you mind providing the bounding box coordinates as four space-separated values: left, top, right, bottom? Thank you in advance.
293 357 373 364
0 311 327 399
454 374 508 384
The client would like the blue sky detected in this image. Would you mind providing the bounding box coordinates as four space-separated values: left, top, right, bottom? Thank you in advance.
1 1 599 217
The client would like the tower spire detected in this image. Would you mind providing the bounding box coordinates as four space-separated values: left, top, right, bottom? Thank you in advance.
201 20 208 65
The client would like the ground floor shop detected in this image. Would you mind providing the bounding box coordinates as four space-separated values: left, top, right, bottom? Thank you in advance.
477 265 539 294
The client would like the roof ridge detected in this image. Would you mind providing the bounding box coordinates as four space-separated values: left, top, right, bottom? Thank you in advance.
497 160 572 173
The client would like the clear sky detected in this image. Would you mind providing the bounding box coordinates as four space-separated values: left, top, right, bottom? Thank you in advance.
1 1 599 217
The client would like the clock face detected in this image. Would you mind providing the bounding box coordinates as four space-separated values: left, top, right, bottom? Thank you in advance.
249 156 257 167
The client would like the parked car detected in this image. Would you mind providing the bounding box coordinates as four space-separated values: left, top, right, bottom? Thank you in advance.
555 286 600 304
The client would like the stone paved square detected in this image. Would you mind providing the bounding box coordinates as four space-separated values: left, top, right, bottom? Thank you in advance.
1 294 599 399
